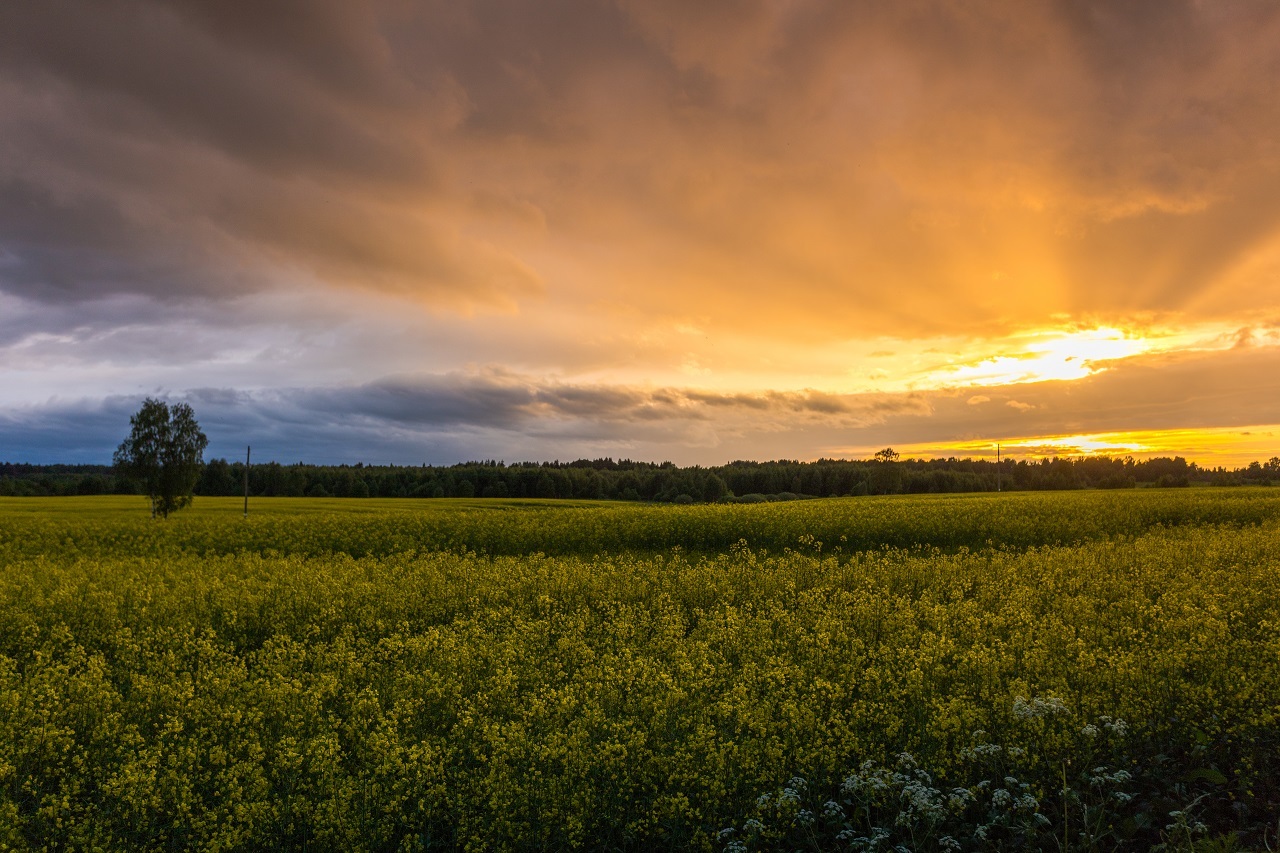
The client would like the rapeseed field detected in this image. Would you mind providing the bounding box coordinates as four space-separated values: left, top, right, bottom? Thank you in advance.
1 491 1277 850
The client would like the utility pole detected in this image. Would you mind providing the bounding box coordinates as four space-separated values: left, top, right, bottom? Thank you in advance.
997 443 1001 492
244 445 250 518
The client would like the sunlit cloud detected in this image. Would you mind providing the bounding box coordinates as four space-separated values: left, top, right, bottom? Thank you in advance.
929 327 1151 386
908 321 1269 391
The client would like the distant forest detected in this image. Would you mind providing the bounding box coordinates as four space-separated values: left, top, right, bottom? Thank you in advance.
4 454 1280 500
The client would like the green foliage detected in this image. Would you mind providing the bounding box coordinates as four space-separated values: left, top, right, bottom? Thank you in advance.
0 491 1277 849
112 399 209 518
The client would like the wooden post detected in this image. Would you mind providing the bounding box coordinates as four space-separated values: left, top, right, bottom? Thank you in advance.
244 445 250 518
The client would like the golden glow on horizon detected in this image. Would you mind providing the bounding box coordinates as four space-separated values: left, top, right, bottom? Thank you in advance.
1003 433 1148 456
855 425 1280 468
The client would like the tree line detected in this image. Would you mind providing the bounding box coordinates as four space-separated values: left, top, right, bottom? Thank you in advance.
4 453 1280 500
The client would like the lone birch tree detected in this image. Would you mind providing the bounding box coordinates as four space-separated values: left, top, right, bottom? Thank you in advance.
114 398 209 518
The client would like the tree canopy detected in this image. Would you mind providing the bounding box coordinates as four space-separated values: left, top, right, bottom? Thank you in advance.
113 398 209 517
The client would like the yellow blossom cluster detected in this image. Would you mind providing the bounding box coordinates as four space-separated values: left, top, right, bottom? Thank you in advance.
0 490 1277 849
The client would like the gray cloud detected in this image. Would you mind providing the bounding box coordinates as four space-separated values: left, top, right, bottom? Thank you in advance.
0 372 932 464
0 395 140 462
0 0 541 309
0 177 238 301
286 373 928 436
8 344 1280 465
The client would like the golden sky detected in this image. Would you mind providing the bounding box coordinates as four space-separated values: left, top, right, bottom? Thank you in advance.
2 1 1280 465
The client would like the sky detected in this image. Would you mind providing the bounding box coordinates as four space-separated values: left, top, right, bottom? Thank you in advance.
3 0 1280 467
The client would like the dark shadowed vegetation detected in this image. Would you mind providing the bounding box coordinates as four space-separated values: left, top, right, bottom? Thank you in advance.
4 453 1280 501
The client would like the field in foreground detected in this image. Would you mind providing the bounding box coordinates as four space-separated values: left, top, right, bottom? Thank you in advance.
1 491 1279 851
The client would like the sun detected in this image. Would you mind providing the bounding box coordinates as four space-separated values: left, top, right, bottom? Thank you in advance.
931 327 1152 387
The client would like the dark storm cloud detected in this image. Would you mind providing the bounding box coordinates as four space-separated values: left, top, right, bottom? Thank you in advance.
0 0 539 308
287 373 927 433
0 178 227 301
0 1 427 183
0 395 140 462
0 373 931 464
